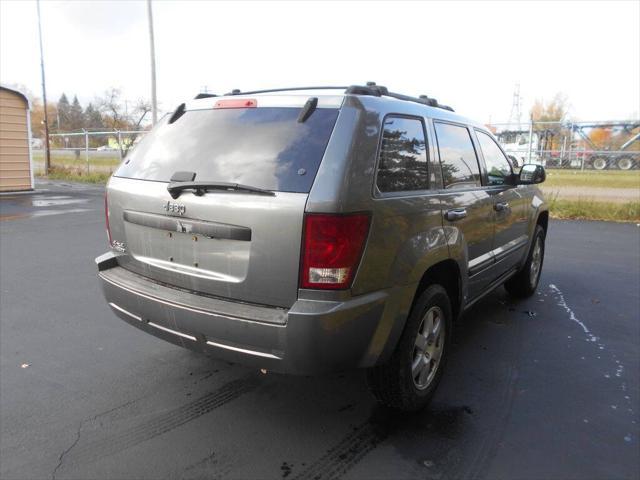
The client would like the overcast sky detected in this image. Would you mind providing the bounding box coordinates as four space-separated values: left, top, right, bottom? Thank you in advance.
1 0 638 123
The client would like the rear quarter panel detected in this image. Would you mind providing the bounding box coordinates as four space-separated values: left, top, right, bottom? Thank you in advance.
305 96 453 363
307 96 453 294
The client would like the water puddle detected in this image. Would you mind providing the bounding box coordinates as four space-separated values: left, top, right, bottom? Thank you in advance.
31 196 88 207
0 194 92 221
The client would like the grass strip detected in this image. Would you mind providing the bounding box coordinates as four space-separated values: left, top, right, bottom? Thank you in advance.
38 166 112 184
549 197 640 222
544 169 640 189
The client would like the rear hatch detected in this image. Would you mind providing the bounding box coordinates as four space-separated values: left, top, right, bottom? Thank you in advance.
106 95 342 308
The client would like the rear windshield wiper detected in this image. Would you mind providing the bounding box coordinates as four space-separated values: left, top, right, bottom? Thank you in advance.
167 181 275 199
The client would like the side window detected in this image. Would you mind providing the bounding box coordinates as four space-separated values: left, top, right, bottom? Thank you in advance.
476 130 513 185
376 116 428 193
434 122 482 189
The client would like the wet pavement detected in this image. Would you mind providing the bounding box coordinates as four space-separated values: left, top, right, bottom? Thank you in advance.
1 181 639 479
0 181 98 220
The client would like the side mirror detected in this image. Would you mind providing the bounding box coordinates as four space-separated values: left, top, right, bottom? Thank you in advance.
518 164 546 184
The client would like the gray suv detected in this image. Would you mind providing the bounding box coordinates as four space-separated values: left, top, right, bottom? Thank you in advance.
97 84 548 411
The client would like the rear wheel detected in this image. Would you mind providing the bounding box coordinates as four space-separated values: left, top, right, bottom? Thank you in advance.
505 225 545 298
367 285 452 412
617 156 633 170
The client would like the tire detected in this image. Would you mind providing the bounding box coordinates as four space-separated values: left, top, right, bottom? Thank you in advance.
505 225 545 298
591 156 608 170
617 156 634 171
366 285 452 412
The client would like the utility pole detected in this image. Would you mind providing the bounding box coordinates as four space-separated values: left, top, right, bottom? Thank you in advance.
527 114 534 164
147 0 158 125
36 0 51 174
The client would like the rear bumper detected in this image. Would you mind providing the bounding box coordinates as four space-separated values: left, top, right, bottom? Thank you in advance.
97 253 394 375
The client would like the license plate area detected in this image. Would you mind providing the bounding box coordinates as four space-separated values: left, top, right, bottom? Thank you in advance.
123 220 250 283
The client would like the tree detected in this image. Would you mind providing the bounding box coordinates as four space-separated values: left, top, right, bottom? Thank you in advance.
84 103 105 147
530 93 571 152
97 88 150 130
30 97 57 140
56 93 71 130
530 93 569 123
84 103 103 130
96 87 152 155
68 95 85 131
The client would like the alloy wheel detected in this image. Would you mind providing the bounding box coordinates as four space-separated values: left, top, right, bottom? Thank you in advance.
530 237 543 287
412 306 445 390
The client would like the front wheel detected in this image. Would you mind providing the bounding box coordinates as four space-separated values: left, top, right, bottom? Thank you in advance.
505 225 545 298
366 285 452 412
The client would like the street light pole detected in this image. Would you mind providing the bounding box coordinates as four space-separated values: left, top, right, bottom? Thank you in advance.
147 0 158 125
36 0 51 174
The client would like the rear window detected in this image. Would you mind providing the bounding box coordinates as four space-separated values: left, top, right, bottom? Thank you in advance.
114 107 340 193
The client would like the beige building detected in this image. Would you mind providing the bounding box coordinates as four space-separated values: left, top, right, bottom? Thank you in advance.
0 85 34 192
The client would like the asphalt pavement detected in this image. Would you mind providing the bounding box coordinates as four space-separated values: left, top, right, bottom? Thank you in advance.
1 181 638 480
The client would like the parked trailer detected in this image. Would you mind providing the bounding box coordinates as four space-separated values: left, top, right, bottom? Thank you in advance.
493 121 639 170
568 123 639 170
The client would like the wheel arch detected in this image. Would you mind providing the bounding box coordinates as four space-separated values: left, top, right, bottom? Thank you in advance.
413 259 462 322
537 209 549 235
374 258 463 367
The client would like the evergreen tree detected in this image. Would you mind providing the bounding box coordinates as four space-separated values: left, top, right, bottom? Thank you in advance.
56 93 71 130
84 103 104 130
69 95 85 131
84 103 105 147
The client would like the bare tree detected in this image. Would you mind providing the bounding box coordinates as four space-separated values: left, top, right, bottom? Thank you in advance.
96 88 152 156
97 88 127 130
131 99 152 130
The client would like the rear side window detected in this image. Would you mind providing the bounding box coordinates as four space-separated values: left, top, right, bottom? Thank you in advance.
376 116 428 193
114 107 339 193
434 122 482 189
476 130 513 185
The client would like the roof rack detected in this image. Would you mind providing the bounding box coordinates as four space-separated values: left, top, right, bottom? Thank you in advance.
344 82 454 112
195 83 454 112
224 86 350 96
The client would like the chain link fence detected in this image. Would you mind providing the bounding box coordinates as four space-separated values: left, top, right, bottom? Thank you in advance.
487 120 639 170
32 129 149 175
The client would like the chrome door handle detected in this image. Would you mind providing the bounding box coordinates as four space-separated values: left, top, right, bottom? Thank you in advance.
494 202 510 212
445 208 467 221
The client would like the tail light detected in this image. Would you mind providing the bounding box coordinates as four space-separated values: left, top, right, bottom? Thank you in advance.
104 192 112 246
300 213 370 290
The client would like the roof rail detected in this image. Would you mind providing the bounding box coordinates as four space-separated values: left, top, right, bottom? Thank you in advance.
224 86 350 96
346 83 454 112
195 83 454 112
